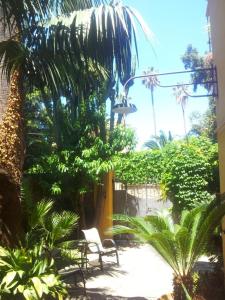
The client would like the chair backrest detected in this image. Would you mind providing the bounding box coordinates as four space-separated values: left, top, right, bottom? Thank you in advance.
82 227 103 253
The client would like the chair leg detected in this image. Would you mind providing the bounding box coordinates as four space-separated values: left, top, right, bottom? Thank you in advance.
77 268 86 295
99 253 103 270
115 250 119 266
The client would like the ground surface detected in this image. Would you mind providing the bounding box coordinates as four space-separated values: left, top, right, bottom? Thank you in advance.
69 244 173 300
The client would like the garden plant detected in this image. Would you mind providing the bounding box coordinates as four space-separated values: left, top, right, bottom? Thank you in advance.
112 200 225 300
0 200 79 300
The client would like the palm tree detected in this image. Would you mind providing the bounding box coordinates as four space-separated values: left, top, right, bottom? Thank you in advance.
25 200 79 251
112 200 225 300
142 67 159 136
0 0 152 243
173 84 189 137
143 130 173 150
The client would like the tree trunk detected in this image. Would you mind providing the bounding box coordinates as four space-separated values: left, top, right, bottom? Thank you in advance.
151 87 157 136
0 70 24 245
0 8 9 123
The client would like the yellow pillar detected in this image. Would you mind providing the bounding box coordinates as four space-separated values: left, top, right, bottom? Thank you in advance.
208 0 225 270
98 171 113 239
218 128 225 265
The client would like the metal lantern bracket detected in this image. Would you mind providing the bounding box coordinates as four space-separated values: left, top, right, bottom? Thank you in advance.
123 66 218 99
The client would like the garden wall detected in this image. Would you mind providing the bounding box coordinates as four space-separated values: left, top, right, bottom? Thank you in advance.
114 182 171 217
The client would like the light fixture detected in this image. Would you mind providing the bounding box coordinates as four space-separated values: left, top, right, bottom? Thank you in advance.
112 98 137 115
122 66 218 100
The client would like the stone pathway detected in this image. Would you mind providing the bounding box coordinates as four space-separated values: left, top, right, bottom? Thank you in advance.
70 244 173 299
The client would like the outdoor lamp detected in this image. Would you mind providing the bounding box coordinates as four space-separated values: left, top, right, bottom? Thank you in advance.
112 97 137 115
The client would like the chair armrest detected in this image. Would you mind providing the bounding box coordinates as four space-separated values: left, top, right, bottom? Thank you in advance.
86 241 101 253
102 239 117 248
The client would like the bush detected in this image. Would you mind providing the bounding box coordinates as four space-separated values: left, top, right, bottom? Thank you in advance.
114 137 219 218
113 150 162 184
160 137 219 217
0 245 67 300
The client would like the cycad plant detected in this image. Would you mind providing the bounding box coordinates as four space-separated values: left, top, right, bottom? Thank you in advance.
112 200 225 300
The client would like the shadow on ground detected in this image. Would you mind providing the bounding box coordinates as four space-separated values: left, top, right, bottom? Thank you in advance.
69 287 152 299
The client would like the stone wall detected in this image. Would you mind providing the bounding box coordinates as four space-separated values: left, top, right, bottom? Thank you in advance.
114 182 171 217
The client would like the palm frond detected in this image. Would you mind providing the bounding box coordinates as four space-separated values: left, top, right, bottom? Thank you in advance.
1 3 152 99
145 213 174 232
148 232 181 276
0 39 26 80
111 224 138 236
143 140 160 150
47 3 152 84
190 202 225 264
112 200 225 278
29 200 54 228
48 211 79 242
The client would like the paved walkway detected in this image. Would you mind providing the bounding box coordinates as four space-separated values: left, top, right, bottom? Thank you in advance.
70 244 173 299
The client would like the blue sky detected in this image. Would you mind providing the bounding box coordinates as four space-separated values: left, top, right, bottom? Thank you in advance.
118 0 209 148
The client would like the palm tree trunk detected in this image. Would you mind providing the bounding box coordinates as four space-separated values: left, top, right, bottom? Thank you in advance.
0 9 9 123
151 87 157 136
0 70 24 245
181 104 187 137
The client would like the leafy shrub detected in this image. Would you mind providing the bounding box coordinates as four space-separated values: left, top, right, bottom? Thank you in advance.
113 150 162 184
0 245 67 300
160 137 219 217
114 137 219 218
27 126 136 197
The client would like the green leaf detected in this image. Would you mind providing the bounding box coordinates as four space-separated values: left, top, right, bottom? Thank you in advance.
1 271 17 287
31 277 43 298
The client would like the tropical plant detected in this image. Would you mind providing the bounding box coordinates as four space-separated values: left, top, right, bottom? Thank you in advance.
0 244 67 300
112 200 225 300
142 67 159 136
24 200 79 251
143 130 173 150
0 0 152 243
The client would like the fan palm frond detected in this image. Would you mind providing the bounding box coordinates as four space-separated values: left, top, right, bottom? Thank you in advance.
28 200 54 229
48 211 79 242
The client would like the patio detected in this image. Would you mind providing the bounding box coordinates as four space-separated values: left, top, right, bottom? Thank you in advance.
69 244 173 300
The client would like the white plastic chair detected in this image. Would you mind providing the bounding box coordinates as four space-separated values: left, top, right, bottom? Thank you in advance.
82 227 119 270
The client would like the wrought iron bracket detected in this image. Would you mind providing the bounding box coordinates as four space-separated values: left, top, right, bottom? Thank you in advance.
123 66 218 99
